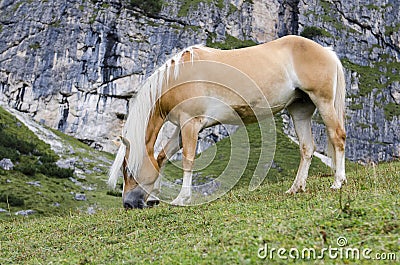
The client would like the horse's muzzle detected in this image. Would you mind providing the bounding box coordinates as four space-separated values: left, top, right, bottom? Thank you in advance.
123 187 147 209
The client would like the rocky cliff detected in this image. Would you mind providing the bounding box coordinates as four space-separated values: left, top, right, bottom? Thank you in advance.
295 0 400 163
0 0 399 162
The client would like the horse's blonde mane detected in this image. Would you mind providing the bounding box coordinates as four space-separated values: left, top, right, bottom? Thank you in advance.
108 45 203 188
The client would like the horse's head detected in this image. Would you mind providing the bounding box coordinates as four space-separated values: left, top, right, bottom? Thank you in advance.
122 181 148 209
120 136 158 209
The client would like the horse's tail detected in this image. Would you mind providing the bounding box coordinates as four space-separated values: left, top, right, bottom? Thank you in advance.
108 144 125 188
334 58 346 130
327 51 346 168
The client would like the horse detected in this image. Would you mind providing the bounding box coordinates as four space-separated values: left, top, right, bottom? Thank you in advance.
108 35 347 209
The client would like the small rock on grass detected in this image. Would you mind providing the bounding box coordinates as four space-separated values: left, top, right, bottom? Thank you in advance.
15 210 36 216
74 193 87 201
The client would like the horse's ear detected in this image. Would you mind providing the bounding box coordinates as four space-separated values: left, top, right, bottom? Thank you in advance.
119 136 131 148
119 136 131 161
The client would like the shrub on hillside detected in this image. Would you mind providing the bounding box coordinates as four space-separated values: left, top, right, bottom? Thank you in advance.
14 163 37 176
0 146 20 162
0 128 36 155
0 108 73 179
0 193 25 207
39 153 58 164
14 160 74 179
300 26 332 39
37 163 74 179
129 0 162 14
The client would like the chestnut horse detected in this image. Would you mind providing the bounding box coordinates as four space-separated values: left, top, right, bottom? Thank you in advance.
108 35 346 209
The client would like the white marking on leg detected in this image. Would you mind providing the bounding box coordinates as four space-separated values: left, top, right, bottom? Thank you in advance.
331 150 346 189
171 170 192 206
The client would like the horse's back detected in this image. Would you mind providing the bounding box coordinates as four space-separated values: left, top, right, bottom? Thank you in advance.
163 35 340 123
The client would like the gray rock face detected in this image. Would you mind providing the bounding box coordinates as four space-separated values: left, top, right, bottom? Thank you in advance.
294 0 400 162
0 0 398 162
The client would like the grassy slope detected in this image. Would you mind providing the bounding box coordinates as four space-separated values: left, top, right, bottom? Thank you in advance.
0 106 120 220
0 162 398 264
0 110 399 264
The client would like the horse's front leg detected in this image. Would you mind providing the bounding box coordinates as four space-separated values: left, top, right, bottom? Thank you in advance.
123 113 165 209
147 126 182 207
171 116 204 206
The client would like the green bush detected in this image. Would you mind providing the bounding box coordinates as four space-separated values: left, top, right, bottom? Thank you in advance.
14 163 37 176
300 26 332 39
0 129 36 155
37 163 74 179
39 153 58 164
383 102 400 121
206 33 257 50
129 0 162 14
0 146 20 161
0 107 74 180
0 194 25 207
106 190 122 197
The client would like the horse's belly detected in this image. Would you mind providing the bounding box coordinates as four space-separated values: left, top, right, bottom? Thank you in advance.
163 80 300 126
201 101 276 125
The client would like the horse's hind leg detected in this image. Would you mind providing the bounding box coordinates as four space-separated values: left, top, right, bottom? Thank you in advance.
310 97 346 189
171 116 204 206
286 100 316 194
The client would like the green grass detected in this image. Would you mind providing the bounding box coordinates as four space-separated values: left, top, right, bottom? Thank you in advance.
0 104 398 264
0 161 398 264
0 107 52 159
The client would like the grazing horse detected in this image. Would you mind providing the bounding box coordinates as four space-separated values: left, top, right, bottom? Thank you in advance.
108 35 346 209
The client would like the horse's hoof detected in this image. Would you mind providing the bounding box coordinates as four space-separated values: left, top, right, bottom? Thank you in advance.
330 183 342 189
285 188 297 194
330 179 346 190
286 185 305 194
147 199 160 208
